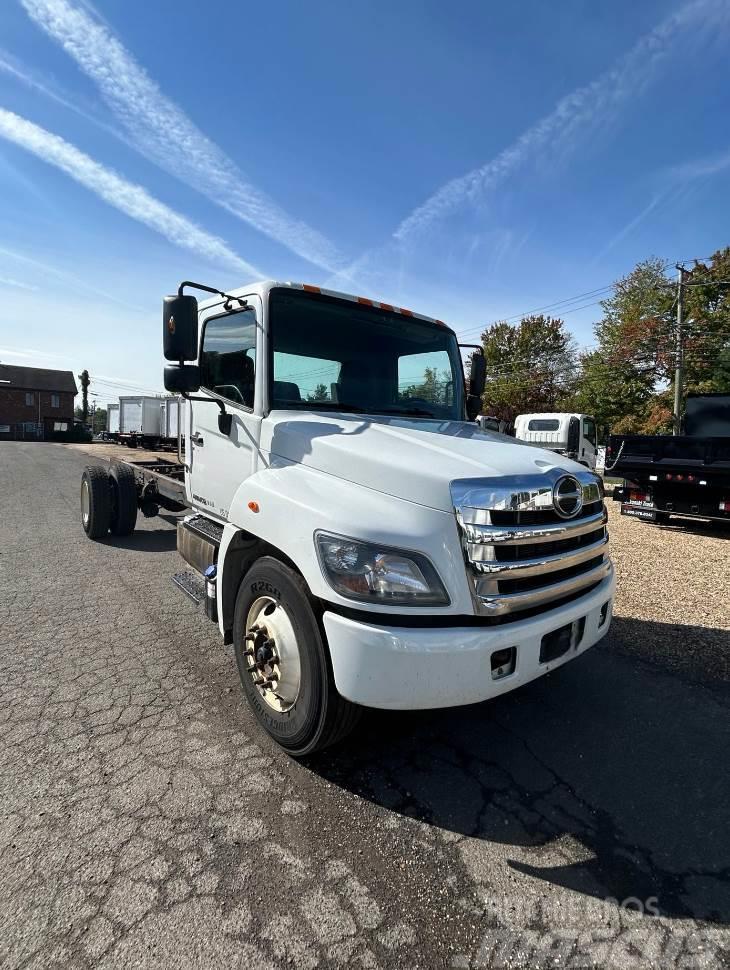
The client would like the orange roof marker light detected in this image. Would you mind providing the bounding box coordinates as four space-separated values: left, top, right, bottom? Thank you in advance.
247 501 260 513
400 308 414 317
302 284 321 293
357 296 373 306
379 302 394 312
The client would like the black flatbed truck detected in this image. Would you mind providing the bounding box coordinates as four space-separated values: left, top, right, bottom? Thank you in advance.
607 393 730 525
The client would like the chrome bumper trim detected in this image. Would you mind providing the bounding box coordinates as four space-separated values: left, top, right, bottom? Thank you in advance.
476 560 613 615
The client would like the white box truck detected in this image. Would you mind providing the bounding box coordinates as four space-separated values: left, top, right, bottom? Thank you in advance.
106 402 119 437
79 281 614 755
119 395 163 449
514 413 598 470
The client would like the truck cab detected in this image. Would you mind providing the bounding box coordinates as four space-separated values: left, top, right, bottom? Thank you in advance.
83 280 615 756
514 412 598 470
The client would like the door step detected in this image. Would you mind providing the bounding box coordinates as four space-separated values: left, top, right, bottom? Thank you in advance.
172 569 206 606
185 514 224 544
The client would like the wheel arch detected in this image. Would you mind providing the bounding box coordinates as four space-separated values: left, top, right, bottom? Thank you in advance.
218 527 305 644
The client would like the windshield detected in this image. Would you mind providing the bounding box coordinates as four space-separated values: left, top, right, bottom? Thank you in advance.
269 288 464 420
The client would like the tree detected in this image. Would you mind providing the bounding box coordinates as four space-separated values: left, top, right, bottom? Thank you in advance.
569 249 730 433
306 383 330 402
78 369 90 423
680 247 730 391
399 366 453 406
479 315 578 423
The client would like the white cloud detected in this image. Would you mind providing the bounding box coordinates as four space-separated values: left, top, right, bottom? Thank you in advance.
394 0 730 244
595 145 730 261
22 0 343 271
0 48 124 142
0 109 261 277
0 244 146 310
669 148 730 182
0 276 39 291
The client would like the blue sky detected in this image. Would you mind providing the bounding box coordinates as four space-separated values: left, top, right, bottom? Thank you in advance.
1 0 729 406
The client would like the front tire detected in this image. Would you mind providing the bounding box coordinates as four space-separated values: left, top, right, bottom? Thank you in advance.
233 557 360 756
80 465 111 539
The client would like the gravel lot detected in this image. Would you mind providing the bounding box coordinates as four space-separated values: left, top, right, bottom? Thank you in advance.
1 441 728 969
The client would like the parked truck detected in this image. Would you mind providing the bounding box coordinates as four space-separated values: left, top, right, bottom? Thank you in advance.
514 413 599 470
118 395 163 449
79 280 615 755
106 402 119 438
608 393 730 525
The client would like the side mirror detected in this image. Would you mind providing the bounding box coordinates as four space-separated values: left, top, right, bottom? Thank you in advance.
466 395 481 422
469 352 486 398
163 294 198 361
164 364 201 394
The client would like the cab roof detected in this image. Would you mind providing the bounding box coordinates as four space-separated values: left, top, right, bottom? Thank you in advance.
198 280 454 333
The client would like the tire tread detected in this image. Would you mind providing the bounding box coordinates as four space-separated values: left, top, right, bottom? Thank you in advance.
81 465 111 539
109 462 137 535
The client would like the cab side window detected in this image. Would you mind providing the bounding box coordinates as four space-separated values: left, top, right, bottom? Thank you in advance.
583 417 597 447
200 309 256 408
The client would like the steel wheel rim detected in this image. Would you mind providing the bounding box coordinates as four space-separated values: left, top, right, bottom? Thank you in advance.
244 596 301 713
81 480 90 526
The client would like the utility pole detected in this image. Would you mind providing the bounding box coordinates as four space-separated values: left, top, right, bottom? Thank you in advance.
673 265 685 435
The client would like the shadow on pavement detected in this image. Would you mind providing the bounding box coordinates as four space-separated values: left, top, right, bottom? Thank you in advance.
310 618 730 924
104 527 178 552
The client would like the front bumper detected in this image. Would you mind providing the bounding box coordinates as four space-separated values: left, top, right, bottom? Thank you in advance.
323 565 615 710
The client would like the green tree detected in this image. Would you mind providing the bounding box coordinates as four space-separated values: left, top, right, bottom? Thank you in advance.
78 369 90 423
569 249 730 433
400 366 453 406
479 315 578 423
306 382 330 402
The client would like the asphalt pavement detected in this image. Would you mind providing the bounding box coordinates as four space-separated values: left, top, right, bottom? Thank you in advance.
1 441 728 969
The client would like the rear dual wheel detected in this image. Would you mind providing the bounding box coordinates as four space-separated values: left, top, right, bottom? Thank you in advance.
80 462 137 539
233 557 360 756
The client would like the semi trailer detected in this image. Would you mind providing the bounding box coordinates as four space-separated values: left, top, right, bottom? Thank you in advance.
608 393 730 525
80 280 615 755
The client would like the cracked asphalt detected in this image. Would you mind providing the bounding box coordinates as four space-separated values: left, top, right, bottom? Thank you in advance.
1 441 728 969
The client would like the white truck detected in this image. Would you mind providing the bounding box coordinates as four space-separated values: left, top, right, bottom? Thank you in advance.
514 412 599 470
79 281 614 756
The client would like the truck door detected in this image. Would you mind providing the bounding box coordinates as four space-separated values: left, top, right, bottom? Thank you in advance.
581 416 597 469
188 299 262 520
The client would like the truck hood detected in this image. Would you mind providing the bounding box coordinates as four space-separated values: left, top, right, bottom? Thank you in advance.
261 412 589 512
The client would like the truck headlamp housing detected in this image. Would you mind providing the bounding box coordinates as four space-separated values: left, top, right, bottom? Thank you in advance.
315 532 449 607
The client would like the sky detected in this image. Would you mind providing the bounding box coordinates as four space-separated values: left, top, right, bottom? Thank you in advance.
0 0 729 408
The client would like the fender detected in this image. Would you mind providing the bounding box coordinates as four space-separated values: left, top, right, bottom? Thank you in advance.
215 456 472 639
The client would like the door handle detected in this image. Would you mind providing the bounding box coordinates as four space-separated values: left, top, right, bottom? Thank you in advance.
191 432 204 447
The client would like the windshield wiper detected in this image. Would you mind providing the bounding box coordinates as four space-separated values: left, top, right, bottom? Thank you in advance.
277 401 437 417
368 406 437 418
280 400 369 413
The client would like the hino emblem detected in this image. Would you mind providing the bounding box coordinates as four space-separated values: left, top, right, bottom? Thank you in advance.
553 475 583 519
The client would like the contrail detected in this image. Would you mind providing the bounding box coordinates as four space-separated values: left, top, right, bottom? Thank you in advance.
394 0 729 243
0 108 261 278
22 0 343 271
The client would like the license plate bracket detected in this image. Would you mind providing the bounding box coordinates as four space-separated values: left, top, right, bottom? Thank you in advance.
539 618 585 664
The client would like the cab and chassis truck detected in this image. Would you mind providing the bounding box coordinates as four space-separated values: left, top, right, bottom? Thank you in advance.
80 281 615 755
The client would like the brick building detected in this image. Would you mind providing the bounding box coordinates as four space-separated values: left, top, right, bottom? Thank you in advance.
0 364 78 439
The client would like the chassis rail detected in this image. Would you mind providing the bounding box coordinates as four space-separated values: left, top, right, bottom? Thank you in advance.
117 457 188 512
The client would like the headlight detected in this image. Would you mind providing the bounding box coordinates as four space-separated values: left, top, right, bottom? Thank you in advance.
315 532 449 606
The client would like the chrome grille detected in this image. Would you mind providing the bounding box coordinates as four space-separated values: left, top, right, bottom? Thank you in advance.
451 471 612 618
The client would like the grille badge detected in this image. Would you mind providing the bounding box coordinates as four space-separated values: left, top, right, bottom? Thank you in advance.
553 475 583 519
